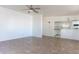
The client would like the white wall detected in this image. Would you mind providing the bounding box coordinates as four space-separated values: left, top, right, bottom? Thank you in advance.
43 17 54 36
32 14 42 37
0 7 32 41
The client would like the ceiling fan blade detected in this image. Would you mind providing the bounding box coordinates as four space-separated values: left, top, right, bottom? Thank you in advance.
32 8 38 13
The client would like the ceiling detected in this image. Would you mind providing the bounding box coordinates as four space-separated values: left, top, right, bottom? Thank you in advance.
1 5 79 16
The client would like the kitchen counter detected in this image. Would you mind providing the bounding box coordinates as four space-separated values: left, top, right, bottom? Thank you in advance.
61 29 79 40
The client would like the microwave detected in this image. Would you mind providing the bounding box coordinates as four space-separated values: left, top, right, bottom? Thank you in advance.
74 24 79 26
73 24 79 29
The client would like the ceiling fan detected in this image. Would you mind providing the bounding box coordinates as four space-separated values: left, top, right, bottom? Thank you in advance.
24 5 40 13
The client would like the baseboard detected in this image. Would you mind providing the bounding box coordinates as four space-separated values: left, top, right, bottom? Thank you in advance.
42 35 79 41
0 36 43 42
0 36 33 42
